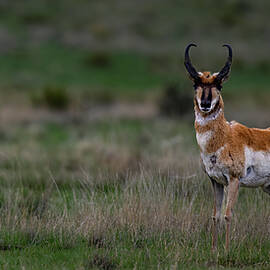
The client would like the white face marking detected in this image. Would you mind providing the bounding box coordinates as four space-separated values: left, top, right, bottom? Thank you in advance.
240 146 270 187
196 95 219 113
208 97 219 112
196 131 212 152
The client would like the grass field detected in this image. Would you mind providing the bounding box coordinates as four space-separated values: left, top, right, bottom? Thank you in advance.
0 48 268 268
0 0 270 269
0 103 268 269
0 45 269 268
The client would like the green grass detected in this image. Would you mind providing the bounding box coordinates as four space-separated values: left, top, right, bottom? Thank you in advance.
1 41 270 103
0 114 267 269
0 44 168 95
0 220 269 269
0 241 90 270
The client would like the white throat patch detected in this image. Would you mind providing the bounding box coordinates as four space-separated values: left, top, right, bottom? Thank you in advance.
195 108 222 126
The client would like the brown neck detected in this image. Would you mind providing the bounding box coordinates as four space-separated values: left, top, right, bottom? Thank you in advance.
194 96 230 153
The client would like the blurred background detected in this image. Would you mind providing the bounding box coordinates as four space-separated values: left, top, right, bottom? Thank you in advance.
1 0 270 123
1 0 270 192
0 0 270 267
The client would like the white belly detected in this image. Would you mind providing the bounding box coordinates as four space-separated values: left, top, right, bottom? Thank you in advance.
240 147 270 187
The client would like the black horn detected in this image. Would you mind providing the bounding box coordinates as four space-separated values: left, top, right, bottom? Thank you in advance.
215 44 232 83
184 43 200 82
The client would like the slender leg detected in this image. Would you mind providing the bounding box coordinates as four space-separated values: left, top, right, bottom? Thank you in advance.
210 178 224 251
224 177 239 251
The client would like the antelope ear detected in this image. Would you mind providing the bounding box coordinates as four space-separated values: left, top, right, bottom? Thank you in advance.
213 72 230 84
188 72 202 83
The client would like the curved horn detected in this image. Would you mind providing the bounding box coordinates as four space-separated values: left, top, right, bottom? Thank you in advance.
215 44 232 83
184 43 200 82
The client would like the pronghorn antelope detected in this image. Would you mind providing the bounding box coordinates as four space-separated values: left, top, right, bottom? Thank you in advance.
184 44 270 250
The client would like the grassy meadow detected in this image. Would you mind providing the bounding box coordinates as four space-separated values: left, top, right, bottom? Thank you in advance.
0 104 270 269
0 0 270 269
0 48 269 269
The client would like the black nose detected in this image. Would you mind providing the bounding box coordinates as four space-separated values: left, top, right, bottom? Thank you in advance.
200 100 211 109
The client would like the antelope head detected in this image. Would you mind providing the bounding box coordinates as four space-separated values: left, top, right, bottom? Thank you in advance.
184 44 232 114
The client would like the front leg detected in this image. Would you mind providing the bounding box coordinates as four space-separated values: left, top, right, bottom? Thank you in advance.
225 177 239 250
210 178 224 251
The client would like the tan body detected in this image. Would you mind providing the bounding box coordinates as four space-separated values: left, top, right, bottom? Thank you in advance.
195 95 270 192
184 43 270 251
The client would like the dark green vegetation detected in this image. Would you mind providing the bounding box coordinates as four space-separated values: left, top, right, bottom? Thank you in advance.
1 0 270 101
0 0 269 269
